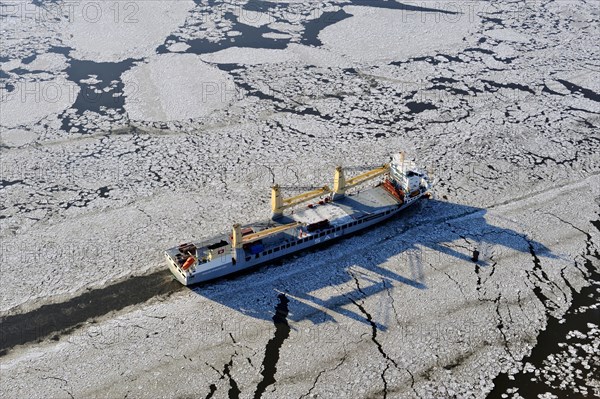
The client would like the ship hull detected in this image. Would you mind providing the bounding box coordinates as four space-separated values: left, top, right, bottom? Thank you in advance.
167 192 426 286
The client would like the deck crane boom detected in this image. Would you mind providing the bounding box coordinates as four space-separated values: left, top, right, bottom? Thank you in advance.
271 185 331 219
232 222 303 249
334 164 390 197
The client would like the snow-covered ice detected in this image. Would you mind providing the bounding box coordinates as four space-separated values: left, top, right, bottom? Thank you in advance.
319 6 480 62
60 1 196 62
122 54 236 121
1 74 80 128
1 0 599 398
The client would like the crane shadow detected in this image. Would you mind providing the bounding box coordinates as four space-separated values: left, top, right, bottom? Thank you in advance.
188 199 556 331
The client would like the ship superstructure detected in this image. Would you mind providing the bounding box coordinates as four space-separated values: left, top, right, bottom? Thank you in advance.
165 152 432 285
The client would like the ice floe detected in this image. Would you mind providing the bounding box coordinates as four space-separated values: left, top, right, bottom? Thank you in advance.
122 53 236 121
319 5 480 63
61 1 195 62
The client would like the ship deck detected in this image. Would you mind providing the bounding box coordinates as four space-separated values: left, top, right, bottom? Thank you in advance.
167 185 400 254
165 235 230 259
297 186 397 222
259 185 400 229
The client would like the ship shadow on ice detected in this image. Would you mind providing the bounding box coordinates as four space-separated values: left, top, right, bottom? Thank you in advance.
188 199 555 331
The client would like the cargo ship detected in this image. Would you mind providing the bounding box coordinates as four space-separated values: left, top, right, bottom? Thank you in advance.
165 152 432 285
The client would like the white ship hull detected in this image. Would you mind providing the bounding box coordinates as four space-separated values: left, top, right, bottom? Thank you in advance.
166 190 427 286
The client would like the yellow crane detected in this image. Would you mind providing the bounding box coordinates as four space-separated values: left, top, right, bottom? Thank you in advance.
334 164 390 197
231 162 393 250
232 222 303 249
271 185 331 219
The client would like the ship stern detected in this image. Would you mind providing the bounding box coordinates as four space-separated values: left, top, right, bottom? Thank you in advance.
164 251 191 285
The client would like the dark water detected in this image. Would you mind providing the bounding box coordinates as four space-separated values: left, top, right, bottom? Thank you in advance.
156 16 290 55
556 79 600 102
0 270 180 356
487 217 600 398
253 293 290 399
61 57 139 132
300 9 352 46
405 101 437 114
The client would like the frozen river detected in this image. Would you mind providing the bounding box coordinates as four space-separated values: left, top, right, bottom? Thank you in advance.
1 1 599 398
